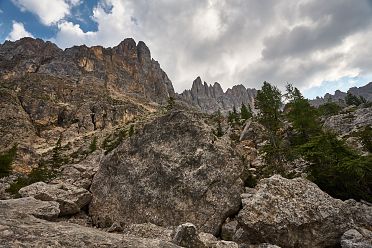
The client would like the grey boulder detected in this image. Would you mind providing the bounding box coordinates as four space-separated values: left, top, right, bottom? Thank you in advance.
19 181 92 215
90 110 244 235
236 175 371 248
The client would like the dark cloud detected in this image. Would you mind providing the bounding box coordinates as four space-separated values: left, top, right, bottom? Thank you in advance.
262 0 372 60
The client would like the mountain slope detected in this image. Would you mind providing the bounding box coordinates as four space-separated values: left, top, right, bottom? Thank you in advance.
0 37 174 171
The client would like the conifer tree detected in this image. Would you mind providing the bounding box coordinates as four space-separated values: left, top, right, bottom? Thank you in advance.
240 103 252 121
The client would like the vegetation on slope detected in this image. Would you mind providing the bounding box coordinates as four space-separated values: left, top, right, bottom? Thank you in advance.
250 82 372 202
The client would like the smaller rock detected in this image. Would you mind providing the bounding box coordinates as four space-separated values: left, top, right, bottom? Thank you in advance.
240 244 281 248
107 222 123 233
123 223 173 241
171 223 206 248
239 120 266 143
0 197 59 220
19 182 92 215
221 218 238 241
256 244 281 248
341 228 372 248
215 241 239 248
199 232 218 247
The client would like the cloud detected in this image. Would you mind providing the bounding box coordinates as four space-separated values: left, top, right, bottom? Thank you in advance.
6 21 33 41
11 0 81 25
46 0 372 95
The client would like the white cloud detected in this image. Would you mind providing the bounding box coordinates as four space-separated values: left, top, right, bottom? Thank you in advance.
12 0 81 25
48 0 372 94
6 21 34 41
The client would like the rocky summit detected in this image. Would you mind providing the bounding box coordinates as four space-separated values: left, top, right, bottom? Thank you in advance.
0 37 372 248
180 76 257 114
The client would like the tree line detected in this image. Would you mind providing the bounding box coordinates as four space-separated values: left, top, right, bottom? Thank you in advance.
252 81 371 202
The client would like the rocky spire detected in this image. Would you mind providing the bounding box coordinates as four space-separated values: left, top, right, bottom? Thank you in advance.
180 76 256 114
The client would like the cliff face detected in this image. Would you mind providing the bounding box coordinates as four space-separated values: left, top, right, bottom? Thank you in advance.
180 77 257 114
0 37 174 104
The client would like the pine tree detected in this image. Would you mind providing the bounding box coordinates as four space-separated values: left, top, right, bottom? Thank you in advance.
255 81 282 138
285 84 320 144
255 81 283 165
240 103 252 121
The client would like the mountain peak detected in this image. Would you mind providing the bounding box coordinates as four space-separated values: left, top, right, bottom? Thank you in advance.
181 77 256 113
0 37 174 104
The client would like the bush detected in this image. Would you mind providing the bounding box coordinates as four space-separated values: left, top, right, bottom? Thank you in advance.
6 164 56 197
89 136 98 152
166 96 175 111
317 102 342 116
358 126 372 152
102 129 126 154
128 125 135 137
345 93 366 106
298 132 372 202
0 145 17 178
212 110 224 137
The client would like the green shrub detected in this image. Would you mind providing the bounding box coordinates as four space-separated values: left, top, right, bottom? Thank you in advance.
6 164 57 197
102 129 126 154
0 145 17 178
345 93 366 106
89 136 98 152
358 126 372 152
317 102 342 116
166 96 175 111
128 125 135 137
298 132 372 202
245 173 257 188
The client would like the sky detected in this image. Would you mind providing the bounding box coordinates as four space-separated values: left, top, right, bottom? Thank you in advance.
1 0 372 99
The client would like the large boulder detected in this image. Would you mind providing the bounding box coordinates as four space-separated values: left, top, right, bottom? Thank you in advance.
0 197 181 248
19 182 92 215
235 175 371 248
90 110 245 235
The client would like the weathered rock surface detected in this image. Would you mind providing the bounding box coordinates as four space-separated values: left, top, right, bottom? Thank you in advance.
19 181 92 215
235 175 371 248
90 110 245 235
323 106 372 136
341 228 372 248
221 218 238 241
171 223 206 248
180 76 256 114
0 197 181 248
239 120 266 143
0 37 174 105
0 197 60 220
123 223 174 241
53 151 103 189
